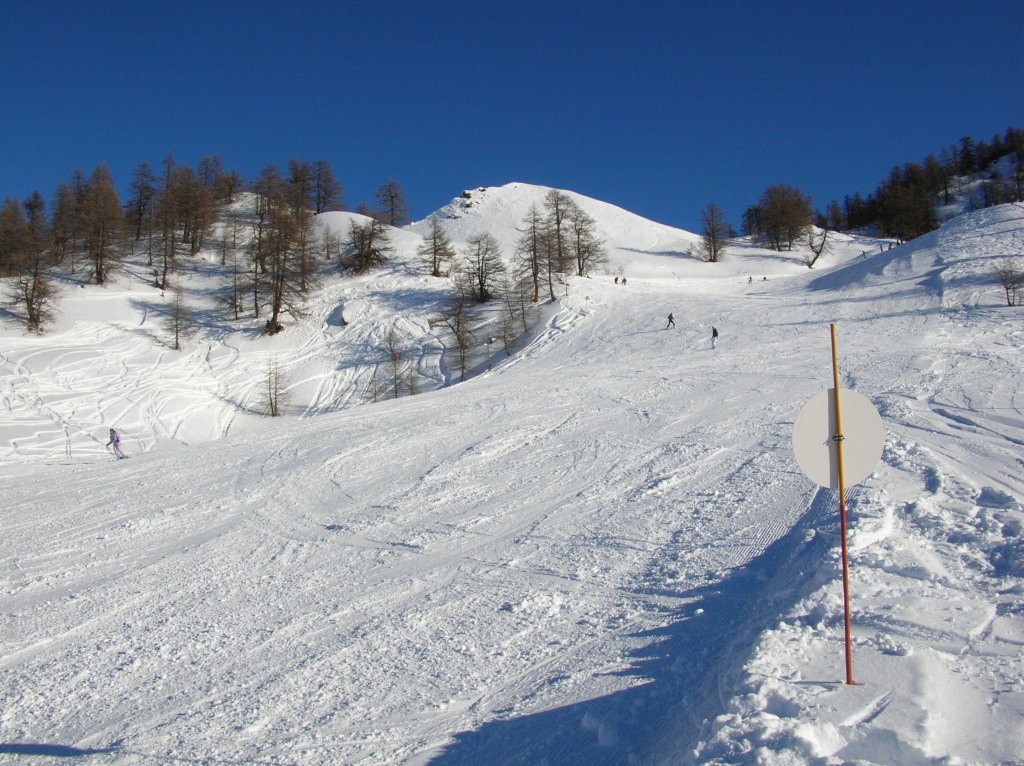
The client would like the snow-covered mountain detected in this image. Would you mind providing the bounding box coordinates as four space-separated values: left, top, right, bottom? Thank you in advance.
1 191 1022 765
408 182 702 260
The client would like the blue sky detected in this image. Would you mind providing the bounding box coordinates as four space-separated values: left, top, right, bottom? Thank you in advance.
2 0 1021 232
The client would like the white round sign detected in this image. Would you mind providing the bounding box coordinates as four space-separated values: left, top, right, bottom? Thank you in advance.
793 388 885 489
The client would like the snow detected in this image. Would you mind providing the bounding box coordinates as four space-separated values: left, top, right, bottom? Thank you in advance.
1 187 1022 765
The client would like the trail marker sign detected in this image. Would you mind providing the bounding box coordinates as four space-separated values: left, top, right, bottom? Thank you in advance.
793 388 884 490
791 325 884 685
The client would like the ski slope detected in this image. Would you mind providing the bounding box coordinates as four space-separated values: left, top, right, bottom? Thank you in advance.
1 190 1022 765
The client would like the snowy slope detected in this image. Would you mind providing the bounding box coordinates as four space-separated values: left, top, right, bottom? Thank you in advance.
409 182 701 256
1 196 1022 765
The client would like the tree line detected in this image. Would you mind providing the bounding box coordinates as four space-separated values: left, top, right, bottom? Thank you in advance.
838 127 1024 240
0 156 609 410
696 126 1023 262
0 155 428 333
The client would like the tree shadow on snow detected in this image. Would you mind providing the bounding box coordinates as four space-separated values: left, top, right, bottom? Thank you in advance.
0 742 119 758
427 487 846 766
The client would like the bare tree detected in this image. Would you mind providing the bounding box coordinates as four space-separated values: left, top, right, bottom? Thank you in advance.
543 189 572 275
753 185 812 251
374 180 409 227
433 288 475 382
366 363 385 403
697 203 731 263
384 326 408 399
3 195 58 331
220 234 248 321
19 192 58 330
498 270 532 353
79 165 124 284
343 218 393 273
804 227 832 268
0 197 29 276
567 202 607 276
994 257 1023 306
163 278 194 350
127 161 158 256
312 159 343 213
49 182 78 267
288 159 314 212
514 203 549 302
458 231 505 302
260 357 290 416
197 155 225 191
12 267 59 331
417 215 456 277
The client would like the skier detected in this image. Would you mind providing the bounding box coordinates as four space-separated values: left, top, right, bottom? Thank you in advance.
107 427 127 459
666 312 676 329
711 326 719 349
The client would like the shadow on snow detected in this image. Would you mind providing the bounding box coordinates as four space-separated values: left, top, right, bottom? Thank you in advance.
427 487 845 766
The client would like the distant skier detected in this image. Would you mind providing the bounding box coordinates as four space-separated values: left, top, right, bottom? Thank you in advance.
666 312 675 329
107 427 127 459
711 326 719 349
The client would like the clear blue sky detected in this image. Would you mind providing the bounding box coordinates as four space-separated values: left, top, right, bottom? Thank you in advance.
2 0 1022 232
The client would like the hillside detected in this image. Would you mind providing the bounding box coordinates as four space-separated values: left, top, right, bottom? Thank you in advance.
0 183 885 464
1 194 1022 765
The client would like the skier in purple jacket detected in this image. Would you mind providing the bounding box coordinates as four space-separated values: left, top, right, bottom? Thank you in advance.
108 428 127 459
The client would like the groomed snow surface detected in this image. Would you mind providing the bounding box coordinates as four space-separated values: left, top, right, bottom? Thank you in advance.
1 186 1022 765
